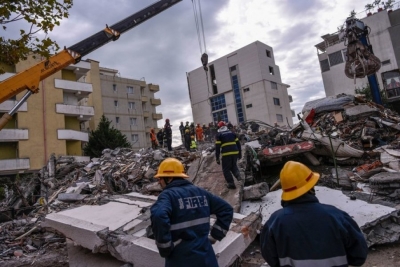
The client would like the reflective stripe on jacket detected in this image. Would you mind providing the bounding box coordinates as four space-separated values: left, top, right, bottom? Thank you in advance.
151 179 233 267
260 194 368 267
215 127 241 159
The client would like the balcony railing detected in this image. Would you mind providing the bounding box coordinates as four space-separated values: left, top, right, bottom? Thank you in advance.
0 100 28 112
57 129 89 142
148 84 160 92
56 104 94 121
143 111 150 118
55 79 93 100
0 129 28 141
152 113 163 120
141 96 148 102
0 158 30 172
150 98 161 106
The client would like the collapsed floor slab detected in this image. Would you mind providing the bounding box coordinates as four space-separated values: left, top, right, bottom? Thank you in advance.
43 193 261 267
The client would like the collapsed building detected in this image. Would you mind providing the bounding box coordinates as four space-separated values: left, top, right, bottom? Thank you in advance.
1 93 400 266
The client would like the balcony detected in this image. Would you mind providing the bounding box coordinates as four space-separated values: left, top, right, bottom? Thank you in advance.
152 113 163 120
0 158 30 173
141 96 148 102
148 83 159 92
56 104 94 121
288 95 293 103
57 129 89 142
55 79 93 100
150 98 161 106
64 61 91 80
0 129 28 141
143 111 150 118
0 100 28 112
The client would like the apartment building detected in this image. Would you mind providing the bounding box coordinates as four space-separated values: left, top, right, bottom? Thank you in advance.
0 58 162 174
187 41 293 126
315 8 400 102
93 67 162 149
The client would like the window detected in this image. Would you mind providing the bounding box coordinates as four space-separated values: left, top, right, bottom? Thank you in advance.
230 66 236 72
266 50 271 58
288 95 293 102
210 94 226 111
273 98 280 106
114 100 119 107
129 102 135 109
113 84 117 92
231 75 245 123
115 117 120 124
131 134 139 142
320 59 330 72
212 109 228 123
271 82 277 90
243 88 250 92
246 104 253 108
209 65 218 94
276 114 283 122
328 50 344 66
130 117 137 125
127 86 134 94
269 66 274 75
382 59 391 66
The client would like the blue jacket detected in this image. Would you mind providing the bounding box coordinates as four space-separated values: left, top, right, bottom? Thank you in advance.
260 193 368 267
215 127 241 159
151 179 233 267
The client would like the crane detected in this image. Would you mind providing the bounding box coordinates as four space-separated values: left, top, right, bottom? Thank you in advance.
0 0 183 130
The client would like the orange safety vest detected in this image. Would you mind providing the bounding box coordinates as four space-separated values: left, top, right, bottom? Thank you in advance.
150 132 156 141
196 127 203 141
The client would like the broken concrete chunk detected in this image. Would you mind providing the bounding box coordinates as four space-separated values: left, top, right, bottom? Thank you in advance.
58 193 87 203
243 183 269 200
144 168 156 179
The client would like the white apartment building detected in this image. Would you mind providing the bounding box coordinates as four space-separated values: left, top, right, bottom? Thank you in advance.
315 8 400 102
187 41 293 127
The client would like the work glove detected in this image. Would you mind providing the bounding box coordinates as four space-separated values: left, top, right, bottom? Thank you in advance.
208 235 217 244
216 159 220 165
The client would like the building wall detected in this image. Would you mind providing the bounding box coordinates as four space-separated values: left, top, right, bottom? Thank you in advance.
0 142 17 160
317 10 400 97
86 60 103 130
188 41 293 126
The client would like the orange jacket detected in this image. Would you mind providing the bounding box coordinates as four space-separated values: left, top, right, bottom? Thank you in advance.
196 126 203 140
150 131 156 141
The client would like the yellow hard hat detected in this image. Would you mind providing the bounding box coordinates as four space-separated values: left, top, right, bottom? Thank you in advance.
280 161 319 201
154 158 189 179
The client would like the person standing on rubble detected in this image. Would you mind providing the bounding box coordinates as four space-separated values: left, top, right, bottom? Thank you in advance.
196 123 203 142
164 119 173 151
190 135 197 151
215 121 242 189
151 158 233 267
150 128 158 149
157 129 164 148
184 129 191 151
179 122 185 142
260 161 368 267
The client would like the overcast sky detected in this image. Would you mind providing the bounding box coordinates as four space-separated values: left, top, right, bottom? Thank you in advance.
4 0 384 145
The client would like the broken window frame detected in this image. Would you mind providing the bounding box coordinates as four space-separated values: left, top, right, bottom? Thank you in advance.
276 114 283 122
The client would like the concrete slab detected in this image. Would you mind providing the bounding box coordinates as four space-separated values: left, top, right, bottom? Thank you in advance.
241 186 395 226
42 213 107 252
59 201 143 231
125 192 158 200
113 198 153 208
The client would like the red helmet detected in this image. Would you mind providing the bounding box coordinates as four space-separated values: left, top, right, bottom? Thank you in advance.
218 121 226 128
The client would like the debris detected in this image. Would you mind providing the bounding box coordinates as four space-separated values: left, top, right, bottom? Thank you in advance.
243 183 269 200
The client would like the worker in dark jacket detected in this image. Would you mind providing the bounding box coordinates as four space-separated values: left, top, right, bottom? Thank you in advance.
157 129 164 148
215 121 242 189
151 158 233 267
260 161 368 267
164 118 173 151
184 129 191 151
179 122 185 143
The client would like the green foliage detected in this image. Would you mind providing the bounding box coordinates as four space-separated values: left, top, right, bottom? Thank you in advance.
355 84 393 108
0 0 73 73
83 115 131 158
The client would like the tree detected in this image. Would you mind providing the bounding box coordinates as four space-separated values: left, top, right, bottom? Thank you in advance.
84 115 131 158
0 0 73 74
355 84 393 108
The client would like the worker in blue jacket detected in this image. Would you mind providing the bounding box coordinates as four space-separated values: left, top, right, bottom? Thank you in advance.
151 158 233 267
260 161 368 267
215 121 242 189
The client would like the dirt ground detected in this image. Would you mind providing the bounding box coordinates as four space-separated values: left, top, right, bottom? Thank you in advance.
240 238 400 267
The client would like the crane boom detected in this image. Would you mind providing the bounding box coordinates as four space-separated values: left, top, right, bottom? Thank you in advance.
0 0 182 130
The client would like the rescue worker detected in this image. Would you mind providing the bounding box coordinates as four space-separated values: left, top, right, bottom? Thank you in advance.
195 123 203 142
189 122 195 137
164 118 173 151
157 129 164 148
184 121 190 133
190 135 197 151
184 129 191 151
150 128 158 149
215 121 242 189
250 121 260 133
202 124 209 142
260 161 368 267
179 122 185 142
151 158 233 267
